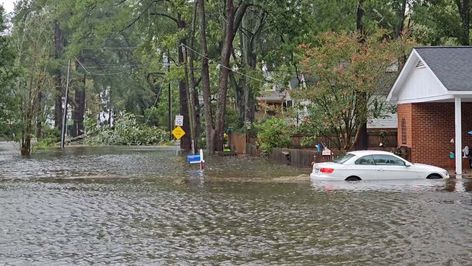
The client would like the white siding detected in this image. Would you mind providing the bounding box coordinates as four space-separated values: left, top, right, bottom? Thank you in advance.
396 65 447 103
367 113 397 129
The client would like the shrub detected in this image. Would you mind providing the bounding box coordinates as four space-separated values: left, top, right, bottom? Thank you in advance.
256 117 291 155
34 127 61 150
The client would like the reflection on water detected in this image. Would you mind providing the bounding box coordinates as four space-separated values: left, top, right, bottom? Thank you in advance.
1 142 472 265
0 143 306 181
311 179 472 193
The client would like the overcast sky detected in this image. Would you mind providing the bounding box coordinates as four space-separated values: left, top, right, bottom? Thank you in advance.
1 0 15 14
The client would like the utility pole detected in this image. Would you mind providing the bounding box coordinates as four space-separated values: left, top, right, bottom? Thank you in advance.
182 44 196 154
167 49 172 140
61 59 71 149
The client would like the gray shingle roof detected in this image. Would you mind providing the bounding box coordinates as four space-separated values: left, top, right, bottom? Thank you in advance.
256 90 286 103
415 47 472 91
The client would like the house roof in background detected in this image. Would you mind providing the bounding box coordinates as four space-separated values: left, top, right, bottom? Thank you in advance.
416 47 472 91
256 90 287 103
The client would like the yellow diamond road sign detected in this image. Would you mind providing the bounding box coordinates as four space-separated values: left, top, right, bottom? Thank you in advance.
172 126 185 140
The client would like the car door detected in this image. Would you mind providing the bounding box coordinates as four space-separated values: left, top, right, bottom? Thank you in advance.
351 155 378 180
372 154 412 180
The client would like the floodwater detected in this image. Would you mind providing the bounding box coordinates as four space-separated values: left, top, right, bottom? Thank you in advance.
0 142 471 265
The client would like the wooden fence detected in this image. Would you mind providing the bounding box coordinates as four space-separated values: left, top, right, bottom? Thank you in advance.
229 129 399 168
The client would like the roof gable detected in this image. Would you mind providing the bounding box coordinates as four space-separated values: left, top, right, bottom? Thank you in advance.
388 47 472 104
415 47 472 92
395 61 446 103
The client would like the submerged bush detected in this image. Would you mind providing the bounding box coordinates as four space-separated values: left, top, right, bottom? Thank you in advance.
86 112 167 145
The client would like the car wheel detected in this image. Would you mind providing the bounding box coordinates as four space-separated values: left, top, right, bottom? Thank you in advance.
426 174 442 179
345 176 361 182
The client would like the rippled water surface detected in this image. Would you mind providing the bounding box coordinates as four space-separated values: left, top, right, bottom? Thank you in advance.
1 142 472 265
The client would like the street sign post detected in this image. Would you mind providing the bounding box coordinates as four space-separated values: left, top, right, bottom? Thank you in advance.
172 126 185 140
175 115 184 127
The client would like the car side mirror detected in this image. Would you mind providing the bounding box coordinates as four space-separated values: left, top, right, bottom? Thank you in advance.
405 162 412 167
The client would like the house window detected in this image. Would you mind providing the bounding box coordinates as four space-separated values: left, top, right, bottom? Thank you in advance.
401 118 407 144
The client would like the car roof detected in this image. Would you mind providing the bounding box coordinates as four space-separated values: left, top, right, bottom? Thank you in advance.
347 150 395 156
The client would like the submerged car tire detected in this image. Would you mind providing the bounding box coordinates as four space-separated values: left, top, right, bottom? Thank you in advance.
345 176 361 182
426 174 442 179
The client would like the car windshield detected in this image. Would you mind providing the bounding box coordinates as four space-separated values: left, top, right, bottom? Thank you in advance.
333 153 355 164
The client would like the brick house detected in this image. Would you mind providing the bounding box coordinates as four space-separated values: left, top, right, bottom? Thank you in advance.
387 47 472 177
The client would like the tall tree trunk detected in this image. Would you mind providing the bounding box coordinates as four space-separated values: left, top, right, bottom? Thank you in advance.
394 0 408 38
21 124 32 155
198 0 215 153
456 0 470 45
356 0 365 35
232 71 244 127
192 80 201 150
214 1 249 152
35 91 43 138
241 9 264 126
21 77 34 156
72 74 86 137
354 0 368 150
178 33 191 152
237 14 249 126
214 1 235 152
53 20 64 131
187 1 200 152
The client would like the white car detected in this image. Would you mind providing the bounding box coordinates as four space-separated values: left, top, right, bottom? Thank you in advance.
310 150 449 181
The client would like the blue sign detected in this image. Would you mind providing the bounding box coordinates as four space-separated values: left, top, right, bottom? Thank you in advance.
187 154 201 164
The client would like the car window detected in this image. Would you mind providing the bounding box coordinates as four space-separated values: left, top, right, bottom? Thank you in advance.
373 155 405 166
355 155 375 165
333 153 355 164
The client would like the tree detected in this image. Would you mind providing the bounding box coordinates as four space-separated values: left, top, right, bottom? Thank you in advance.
213 0 249 153
411 0 468 45
0 6 18 139
455 0 470 45
11 0 54 155
298 31 410 151
197 0 214 153
233 6 267 127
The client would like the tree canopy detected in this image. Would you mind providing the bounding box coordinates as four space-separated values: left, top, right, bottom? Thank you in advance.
0 0 469 154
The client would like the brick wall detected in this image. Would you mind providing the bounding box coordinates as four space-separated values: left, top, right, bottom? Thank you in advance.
397 102 472 169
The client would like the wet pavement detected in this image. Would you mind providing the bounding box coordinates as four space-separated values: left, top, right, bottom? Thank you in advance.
0 142 471 265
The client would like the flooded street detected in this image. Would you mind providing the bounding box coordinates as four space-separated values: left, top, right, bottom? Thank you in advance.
1 142 472 265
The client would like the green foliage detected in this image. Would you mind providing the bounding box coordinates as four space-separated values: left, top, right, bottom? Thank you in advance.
0 6 19 139
34 127 60 149
300 135 316 148
224 107 241 132
297 30 413 151
86 112 167 145
411 0 463 45
4 0 468 155
256 117 292 155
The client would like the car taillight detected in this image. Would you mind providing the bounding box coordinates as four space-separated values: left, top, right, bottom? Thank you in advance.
320 168 334 174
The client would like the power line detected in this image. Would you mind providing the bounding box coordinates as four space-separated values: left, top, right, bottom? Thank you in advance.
75 57 90 74
74 57 134 76
179 43 270 84
75 45 271 83
70 62 178 69
80 46 139 50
